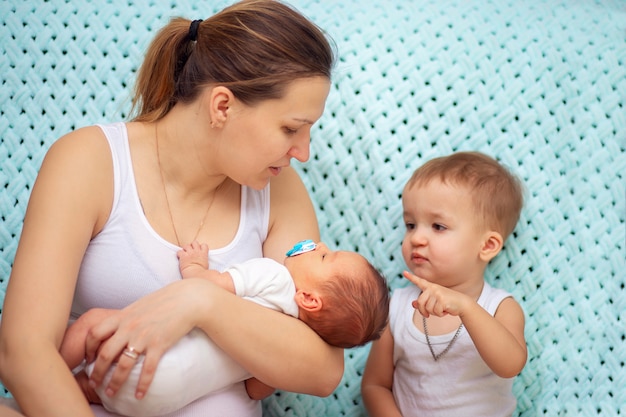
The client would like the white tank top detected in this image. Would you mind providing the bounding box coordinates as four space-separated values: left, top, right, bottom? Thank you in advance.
72 122 267 417
390 283 517 417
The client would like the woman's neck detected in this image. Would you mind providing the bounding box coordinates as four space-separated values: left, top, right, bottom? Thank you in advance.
155 107 224 195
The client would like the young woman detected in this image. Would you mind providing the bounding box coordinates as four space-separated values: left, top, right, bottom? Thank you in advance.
0 1 341 416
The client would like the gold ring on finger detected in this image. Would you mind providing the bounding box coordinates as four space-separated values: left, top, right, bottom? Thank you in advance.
122 346 141 360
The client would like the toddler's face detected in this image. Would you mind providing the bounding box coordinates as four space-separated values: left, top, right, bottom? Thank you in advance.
401 179 486 286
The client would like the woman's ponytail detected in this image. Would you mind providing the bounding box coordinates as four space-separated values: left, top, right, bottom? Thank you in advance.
131 18 195 122
129 1 334 123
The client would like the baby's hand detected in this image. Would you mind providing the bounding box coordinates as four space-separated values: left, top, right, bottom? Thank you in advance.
403 271 469 318
177 241 209 278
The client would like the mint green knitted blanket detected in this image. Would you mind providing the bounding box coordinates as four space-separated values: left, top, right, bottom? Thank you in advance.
1 1 624 416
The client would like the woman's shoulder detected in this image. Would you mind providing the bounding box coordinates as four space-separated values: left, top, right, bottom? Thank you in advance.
29 124 116 237
269 166 305 191
47 124 111 160
40 124 114 194
265 166 319 261
268 166 312 209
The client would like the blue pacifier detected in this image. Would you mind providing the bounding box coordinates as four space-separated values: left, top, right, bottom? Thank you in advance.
286 239 317 257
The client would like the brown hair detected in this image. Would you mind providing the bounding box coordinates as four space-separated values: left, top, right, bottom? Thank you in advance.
404 151 524 239
131 0 335 122
301 259 390 349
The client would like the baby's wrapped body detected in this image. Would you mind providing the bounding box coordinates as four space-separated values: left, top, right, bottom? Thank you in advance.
89 328 249 417
88 242 316 416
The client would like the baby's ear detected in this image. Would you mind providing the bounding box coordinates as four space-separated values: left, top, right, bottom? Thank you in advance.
479 230 503 262
294 290 323 312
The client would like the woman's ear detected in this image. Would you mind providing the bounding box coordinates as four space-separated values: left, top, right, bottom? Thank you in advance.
479 231 503 262
206 86 233 128
294 290 323 313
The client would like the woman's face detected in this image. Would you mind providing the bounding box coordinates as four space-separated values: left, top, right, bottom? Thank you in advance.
219 76 331 189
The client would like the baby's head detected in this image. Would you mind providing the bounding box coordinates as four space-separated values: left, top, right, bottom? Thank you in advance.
404 151 524 240
285 242 389 348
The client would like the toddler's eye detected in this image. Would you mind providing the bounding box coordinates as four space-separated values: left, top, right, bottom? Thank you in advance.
404 223 415 231
284 127 298 135
433 223 447 231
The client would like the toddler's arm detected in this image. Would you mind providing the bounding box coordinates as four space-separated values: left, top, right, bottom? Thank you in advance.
404 271 527 378
361 326 403 417
177 241 235 293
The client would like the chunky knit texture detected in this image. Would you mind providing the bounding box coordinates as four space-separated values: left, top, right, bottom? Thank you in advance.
1 1 624 416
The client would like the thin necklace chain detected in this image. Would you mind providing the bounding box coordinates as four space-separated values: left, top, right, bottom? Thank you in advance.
155 125 218 247
423 316 464 361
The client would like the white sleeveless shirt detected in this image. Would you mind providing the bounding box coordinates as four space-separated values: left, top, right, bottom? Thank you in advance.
72 122 267 417
390 283 517 417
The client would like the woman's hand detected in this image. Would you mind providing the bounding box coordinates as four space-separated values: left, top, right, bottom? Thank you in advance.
84 278 209 399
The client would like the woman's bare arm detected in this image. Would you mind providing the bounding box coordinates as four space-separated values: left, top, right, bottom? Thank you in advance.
0 404 27 417
85 166 344 400
0 127 113 416
258 166 343 393
196 284 343 395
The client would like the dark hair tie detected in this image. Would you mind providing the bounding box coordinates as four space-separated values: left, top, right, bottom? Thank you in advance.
188 19 203 42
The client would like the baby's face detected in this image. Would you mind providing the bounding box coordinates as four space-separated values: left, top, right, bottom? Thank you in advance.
285 242 365 289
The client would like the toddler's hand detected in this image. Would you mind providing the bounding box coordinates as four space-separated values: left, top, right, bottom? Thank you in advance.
403 271 469 318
